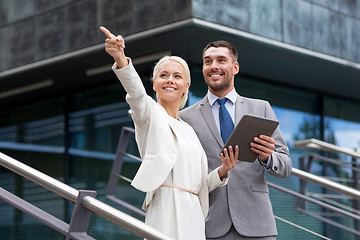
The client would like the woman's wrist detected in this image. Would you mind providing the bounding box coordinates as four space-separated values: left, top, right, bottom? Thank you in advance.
114 55 128 69
218 168 229 181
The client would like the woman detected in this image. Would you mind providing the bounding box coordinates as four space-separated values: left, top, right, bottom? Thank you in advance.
100 26 239 239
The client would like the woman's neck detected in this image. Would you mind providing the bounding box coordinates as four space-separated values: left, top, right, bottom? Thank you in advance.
159 101 179 119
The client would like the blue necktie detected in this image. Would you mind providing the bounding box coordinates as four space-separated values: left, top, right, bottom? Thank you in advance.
217 98 234 143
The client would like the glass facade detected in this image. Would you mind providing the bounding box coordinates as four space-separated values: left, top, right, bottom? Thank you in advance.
0 98 66 239
0 65 359 239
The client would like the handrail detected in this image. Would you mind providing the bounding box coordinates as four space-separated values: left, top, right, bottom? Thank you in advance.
108 128 360 239
291 168 360 200
0 152 173 240
273 216 331 240
305 153 360 173
3 137 359 239
294 138 360 158
292 139 360 197
0 152 78 202
293 138 360 238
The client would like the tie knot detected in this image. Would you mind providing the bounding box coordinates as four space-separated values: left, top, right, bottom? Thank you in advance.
217 98 227 106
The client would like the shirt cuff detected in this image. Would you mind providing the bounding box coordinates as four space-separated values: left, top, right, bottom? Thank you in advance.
258 155 273 170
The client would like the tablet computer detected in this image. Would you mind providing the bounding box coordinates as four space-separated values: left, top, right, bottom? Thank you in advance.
222 114 279 162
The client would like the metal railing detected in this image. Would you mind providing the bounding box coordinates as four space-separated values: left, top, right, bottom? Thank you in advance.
294 138 360 158
294 138 360 239
291 168 360 200
2 131 360 239
0 152 173 240
106 127 360 239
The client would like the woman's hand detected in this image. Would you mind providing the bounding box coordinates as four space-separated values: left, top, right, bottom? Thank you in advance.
218 145 239 180
100 26 128 68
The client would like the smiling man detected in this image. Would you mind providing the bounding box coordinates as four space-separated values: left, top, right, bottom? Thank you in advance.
202 42 239 98
180 40 292 240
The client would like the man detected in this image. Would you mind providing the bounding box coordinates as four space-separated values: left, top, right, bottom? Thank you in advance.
179 40 292 240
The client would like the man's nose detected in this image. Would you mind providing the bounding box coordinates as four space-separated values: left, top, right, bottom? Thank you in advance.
210 61 219 69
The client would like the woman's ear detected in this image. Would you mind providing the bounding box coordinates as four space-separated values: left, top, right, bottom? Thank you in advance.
184 82 190 93
153 80 157 92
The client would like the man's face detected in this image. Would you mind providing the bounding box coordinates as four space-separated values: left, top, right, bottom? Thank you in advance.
202 47 239 95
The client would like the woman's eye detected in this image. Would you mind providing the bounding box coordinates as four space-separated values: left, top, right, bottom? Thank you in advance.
159 73 167 78
174 75 182 79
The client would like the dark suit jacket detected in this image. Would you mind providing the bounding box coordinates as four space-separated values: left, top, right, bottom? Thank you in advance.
179 94 292 238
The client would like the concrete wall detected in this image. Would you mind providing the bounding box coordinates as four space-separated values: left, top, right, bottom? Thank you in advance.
193 0 360 62
0 0 359 72
0 0 192 72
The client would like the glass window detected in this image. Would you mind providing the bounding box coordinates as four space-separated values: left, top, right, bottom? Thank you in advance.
0 97 66 239
68 77 151 239
324 96 360 149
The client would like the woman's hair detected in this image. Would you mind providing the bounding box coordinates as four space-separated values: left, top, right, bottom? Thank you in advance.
152 56 191 109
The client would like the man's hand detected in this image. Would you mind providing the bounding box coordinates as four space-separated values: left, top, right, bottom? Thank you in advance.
250 135 275 163
218 145 239 180
100 26 128 68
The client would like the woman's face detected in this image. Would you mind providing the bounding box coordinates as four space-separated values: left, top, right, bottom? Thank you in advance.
153 60 189 106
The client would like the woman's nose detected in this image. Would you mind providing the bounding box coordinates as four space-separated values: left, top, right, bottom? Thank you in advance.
166 76 174 83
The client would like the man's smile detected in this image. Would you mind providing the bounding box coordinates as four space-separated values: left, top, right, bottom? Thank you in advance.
209 71 224 79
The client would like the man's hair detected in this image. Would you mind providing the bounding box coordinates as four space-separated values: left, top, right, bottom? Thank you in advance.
202 40 238 62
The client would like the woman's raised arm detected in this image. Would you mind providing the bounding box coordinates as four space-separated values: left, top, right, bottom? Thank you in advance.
100 26 128 69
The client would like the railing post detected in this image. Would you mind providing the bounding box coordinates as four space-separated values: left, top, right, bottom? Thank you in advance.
104 127 145 216
296 155 313 211
66 190 97 240
352 155 360 240
106 127 135 196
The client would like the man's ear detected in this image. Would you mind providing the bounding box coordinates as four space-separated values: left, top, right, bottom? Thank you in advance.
233 62 239 75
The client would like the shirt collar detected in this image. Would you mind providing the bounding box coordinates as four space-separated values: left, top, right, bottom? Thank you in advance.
207 88 237 106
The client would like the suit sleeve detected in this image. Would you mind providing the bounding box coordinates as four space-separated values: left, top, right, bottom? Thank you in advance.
264 102 292 178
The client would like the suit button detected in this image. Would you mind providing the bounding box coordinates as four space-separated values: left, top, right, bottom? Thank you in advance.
274 166 278 171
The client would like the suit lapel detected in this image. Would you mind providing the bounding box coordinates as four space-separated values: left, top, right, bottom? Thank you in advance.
235 95 245 125
198 94 245 148
199 96 223 147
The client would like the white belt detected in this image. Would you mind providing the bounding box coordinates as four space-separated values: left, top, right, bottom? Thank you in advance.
160 184 199 195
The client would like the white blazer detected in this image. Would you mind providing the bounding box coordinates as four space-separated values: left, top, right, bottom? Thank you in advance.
112 59 227 218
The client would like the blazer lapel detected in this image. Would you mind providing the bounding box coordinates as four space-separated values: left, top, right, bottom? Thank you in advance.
235 95 245 125
199 96 223 147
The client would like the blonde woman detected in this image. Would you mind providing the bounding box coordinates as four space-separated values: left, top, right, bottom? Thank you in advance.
100 27 238 240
